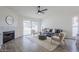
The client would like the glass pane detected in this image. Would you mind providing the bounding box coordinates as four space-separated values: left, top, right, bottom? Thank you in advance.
23 21 31 35
72 16 78 26
32 21 38 34
72 16 79 37
72 27 78 37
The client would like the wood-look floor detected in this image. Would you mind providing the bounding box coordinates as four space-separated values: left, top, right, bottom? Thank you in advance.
0 36 79 52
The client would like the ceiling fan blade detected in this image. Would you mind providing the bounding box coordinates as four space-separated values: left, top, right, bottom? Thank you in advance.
37 11 44 14
37 6 47 14
41 11 44 13
40 11 44 14
41 9 48 11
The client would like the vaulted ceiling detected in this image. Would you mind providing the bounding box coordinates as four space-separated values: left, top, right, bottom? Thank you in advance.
6 6 79 18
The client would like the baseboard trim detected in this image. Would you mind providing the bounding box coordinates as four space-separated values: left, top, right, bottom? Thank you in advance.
64 38 72 39
15 36 23 39
15 36 76 41
64 37 76 40
0 45 1 49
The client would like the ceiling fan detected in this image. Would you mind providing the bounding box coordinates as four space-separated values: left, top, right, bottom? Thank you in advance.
37 6 48 14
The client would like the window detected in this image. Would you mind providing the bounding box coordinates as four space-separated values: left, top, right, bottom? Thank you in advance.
72 16 79 37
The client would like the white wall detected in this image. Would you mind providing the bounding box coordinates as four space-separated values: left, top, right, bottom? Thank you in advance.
41 15 72 38
0 7 23 38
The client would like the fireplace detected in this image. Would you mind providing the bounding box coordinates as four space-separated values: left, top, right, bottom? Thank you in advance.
3 31 15 44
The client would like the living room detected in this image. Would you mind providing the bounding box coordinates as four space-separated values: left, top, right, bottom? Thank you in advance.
0 6 79 52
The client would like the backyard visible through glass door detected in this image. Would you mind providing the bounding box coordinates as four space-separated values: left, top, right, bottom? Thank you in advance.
23 20 40 36
23 21 31 35
31 21 39 35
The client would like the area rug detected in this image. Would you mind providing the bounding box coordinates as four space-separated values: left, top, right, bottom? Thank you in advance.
26 36 60 51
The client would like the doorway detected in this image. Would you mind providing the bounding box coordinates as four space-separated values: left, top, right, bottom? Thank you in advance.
23 21 31 35
23 20 41 36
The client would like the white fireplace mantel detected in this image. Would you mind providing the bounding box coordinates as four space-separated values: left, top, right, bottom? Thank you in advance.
0 26 15 48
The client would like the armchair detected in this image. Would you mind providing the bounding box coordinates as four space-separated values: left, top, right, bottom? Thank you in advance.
51 32 65 46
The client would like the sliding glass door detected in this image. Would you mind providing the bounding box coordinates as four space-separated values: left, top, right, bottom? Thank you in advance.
32 21 39 34
23 20 41 36
23 21 31 35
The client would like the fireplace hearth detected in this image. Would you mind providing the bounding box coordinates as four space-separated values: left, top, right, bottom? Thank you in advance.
3 31 15 44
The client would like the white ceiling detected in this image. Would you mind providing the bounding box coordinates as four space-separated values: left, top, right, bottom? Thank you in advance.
6 6 79 18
